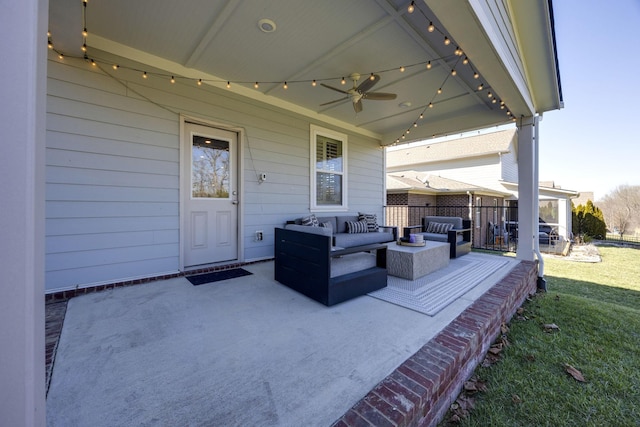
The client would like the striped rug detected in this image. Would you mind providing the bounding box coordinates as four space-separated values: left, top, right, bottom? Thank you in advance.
369 254 512 316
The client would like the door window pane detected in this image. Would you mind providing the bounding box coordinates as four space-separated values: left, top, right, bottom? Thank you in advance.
311 125 347 210
192 136 230 199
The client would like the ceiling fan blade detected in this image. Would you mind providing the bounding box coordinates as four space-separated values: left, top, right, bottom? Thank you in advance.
363 92 397 100
320 97 348 106
320 83 349 95
353 99 363 113
356 74 380 93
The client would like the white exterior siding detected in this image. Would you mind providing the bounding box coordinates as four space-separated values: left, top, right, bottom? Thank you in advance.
500 149 519 183
45 52 383 292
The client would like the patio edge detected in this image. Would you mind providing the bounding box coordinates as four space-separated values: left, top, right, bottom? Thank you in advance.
332 260 538 427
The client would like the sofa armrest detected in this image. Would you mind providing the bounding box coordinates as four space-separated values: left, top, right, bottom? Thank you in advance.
379 225 398 241
403 225 423 238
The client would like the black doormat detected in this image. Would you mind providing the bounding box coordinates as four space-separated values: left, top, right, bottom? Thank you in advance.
186 268 253 286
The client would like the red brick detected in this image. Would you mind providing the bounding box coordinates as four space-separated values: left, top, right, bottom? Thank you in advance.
338 409 371 427
352 400 395 427
373 384 414 419
364 392 405 426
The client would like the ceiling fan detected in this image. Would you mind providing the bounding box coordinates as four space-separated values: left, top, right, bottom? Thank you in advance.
320 73 397 113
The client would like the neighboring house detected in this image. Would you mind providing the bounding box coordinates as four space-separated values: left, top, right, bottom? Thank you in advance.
386 129 579 244
2 1 565 422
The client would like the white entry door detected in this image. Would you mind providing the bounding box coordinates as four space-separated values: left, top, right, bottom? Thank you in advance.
182 122 238 268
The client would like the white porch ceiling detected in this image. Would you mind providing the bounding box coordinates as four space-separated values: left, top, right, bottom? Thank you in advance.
48 0 561 145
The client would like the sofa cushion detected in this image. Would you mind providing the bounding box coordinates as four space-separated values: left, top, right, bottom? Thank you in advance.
358 212 379 232
419 232 463 243
319 221 333 232
284 224 332 237
426 222 454 234
316 216 337 233
346 220 368 234
334 230 394 248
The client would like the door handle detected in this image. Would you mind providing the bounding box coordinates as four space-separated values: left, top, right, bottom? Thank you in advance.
232 200 239 205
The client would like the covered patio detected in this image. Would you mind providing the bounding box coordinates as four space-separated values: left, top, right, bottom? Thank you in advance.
46 255 535 426
2 1 561 426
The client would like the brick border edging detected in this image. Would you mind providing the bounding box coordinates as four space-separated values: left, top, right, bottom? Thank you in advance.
44 259 272 301
332 260 538 427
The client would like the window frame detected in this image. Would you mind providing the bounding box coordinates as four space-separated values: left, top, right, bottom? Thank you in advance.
310 124 348 211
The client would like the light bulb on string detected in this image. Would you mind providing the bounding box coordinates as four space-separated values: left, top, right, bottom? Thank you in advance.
226 81 231 88
455 46 462 56
451 69 456 76
492 98 497 103
58 53 64 60
197 79 202 86
419 113 424 119
437 88 442 94
408 1 415 13
413 122 417 128
444 36 450 46
283 81 288 89
341 77 346 85
81 43 87 52
473 72 479 79
429 102 433 108
428 22 435 32
47 31 51 37
90 59 96 66
399 66 405 72
487 91 493 98
170 76 176 84
477 83 484 91
48 40 53 49
370 73 375 81
142 71 147 79
312 80 317 87
463 57 469 65
82 28 88 37
426 61 432 70
254 82 259 89
112 64 119 70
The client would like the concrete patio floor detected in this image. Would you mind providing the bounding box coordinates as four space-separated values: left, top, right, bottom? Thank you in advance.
46 254 531 426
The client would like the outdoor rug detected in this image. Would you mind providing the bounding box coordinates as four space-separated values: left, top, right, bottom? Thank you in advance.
186 268 252 286
369 254 511 316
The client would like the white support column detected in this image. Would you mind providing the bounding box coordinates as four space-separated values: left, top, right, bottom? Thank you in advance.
0 0 47 426
516 117 538 262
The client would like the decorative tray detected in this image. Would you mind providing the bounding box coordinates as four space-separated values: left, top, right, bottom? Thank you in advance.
397 238 426 247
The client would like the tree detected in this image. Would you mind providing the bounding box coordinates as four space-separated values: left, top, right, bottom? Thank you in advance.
572 200 607 239
600 185 640 236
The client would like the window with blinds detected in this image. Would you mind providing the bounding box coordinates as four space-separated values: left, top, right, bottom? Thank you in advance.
310 125 347 210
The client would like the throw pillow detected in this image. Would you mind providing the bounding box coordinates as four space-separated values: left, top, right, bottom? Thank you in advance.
427 222 454 234
301 214 319 227
346 220 368 234
358 212 379 232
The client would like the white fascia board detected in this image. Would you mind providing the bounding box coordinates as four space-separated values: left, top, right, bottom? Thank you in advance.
426 0 535 117
88 35 381 141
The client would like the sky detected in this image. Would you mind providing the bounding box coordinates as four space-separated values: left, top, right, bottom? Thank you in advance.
537 0 640 200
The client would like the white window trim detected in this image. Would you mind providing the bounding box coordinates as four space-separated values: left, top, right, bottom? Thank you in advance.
310 124 348 212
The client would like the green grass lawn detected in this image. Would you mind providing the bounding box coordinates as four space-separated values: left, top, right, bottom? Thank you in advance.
447 246 640 426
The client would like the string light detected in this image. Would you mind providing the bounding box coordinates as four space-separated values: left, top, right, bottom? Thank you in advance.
283 81 288 89
58 53 64 60
69 0 512 147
